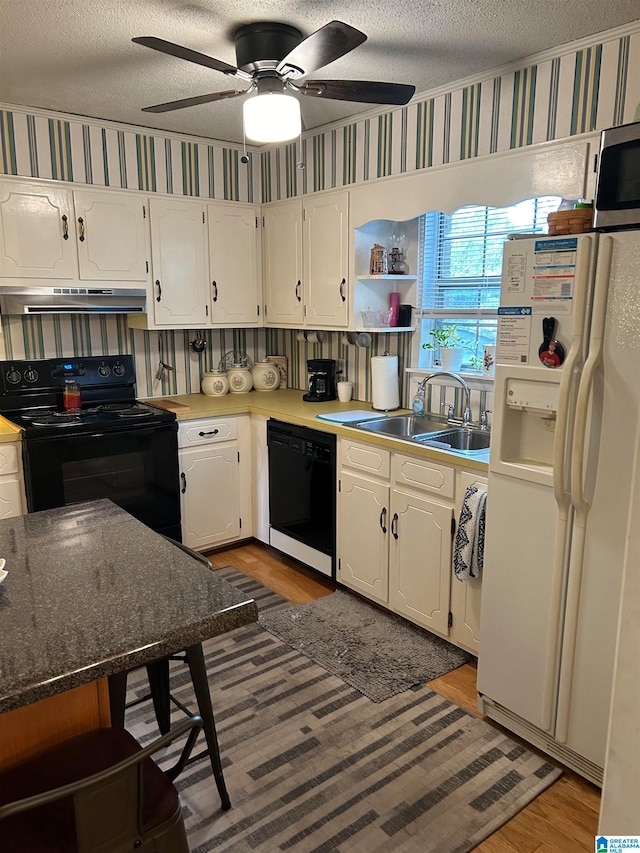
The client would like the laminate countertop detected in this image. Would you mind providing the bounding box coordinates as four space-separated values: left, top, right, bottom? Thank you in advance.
143 388 490 471
0 499 258 714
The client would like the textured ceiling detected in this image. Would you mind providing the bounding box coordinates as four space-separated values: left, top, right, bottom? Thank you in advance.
1 1 639 146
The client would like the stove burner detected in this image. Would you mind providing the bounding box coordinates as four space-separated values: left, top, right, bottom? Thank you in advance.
30 414 83 426
117 405 152 418
19 408 55 421
97 403 133 412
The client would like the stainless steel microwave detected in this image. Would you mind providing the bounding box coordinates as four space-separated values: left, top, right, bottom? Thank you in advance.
594 120 640 231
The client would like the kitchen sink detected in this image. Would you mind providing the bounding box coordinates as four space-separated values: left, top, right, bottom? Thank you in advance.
415 428 491 452
354 415 449 438
354 415 490 455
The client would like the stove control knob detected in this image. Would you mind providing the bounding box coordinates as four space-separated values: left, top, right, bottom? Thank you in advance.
6 368 21 385
113 363 125 377
98 364 111 377
24 368 38 383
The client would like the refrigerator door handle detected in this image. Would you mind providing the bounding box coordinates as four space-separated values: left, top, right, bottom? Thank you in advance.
555 235 613 745
542 236 594 732
569 235 612 515
552 236 593 510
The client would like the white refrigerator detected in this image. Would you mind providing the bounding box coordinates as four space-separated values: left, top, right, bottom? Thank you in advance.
477 229 640 785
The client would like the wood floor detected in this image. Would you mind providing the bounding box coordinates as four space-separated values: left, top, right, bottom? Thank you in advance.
206 540 601 853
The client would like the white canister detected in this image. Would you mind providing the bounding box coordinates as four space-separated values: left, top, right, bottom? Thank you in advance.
252 361 280 391
201 370 229 397
227 365 253 394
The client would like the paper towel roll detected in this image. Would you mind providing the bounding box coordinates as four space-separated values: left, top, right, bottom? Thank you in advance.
371 355 400 411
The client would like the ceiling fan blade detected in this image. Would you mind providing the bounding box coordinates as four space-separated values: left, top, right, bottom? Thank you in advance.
132 37 246 78
277 21 366 78
141 90 247 114
298 79 415 105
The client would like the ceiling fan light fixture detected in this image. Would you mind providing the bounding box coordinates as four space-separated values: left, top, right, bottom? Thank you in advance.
243 92 301 143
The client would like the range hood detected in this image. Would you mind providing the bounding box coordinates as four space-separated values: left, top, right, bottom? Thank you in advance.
0 286 147 315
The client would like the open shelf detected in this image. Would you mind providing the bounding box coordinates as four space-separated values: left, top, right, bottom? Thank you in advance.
357 274 418 281
355 326 415 333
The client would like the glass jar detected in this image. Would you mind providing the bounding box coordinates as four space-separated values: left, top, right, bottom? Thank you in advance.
251 362 280 391
201 370 229 397
63 379 81 412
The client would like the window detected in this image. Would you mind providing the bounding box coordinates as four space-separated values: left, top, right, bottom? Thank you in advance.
418 197 563 369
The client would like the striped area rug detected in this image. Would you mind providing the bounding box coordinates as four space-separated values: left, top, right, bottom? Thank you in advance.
126 567 561 853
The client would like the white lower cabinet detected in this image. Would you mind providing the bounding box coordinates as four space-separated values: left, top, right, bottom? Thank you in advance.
178 415 252 550
0 441 24 518
449 471 487 654
338 437 484 653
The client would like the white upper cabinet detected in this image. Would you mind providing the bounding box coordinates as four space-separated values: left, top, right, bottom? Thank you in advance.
303 191 349 327
0 181 149 284
73 190 149 281
148 197 209 327
262 199 304 326
207 203 261 326
262 190 349 329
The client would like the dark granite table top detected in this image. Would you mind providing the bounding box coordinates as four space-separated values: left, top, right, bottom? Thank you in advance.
0 500 258 714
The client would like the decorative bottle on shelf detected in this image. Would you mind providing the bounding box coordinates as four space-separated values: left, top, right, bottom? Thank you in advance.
389 292 400 327
370 244 388 275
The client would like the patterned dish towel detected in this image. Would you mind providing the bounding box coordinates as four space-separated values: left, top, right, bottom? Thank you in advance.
453 485 487 581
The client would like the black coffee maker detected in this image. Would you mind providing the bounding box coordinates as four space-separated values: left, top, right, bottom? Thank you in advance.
303 358 337 402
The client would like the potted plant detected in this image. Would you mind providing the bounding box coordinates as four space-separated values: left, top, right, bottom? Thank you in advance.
422 325 467 372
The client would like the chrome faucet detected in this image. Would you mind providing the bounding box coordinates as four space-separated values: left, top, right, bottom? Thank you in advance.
419 372 472 424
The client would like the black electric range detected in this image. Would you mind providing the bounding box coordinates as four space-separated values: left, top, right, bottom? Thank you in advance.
0 355 182 540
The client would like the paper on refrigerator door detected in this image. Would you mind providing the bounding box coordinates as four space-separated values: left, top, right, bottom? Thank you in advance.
496 307 532 364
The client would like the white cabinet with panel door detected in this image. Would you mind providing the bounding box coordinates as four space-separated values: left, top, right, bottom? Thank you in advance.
338 436 483 651
0 180 149 285
148 197 208 327
388 452 454 637
208 202 261 326
178 415 252 550
0 441 25 518
262 190 349 329
448 470 486 654
303 191 349 327
262 199 304 327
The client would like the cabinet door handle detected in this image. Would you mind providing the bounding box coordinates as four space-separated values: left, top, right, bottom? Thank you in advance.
77 217 85 242
198 429 219 436
339 277 346 301
212 281 218 302
379 506 387 533
155 280 162 302
181 472 187 494
61 214 69 240
295 280 302 302
391 512 399 539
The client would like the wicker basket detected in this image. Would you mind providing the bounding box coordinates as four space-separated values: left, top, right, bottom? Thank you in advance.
547 209 593 235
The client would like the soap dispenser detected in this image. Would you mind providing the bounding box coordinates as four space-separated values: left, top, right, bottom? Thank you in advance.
412 382 426 417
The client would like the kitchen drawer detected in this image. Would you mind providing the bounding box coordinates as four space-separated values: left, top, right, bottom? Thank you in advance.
0 442 20 476
340 439 390 479
392 452 455 499
178 417 238 448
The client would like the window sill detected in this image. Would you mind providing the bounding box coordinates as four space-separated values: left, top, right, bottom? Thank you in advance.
406 367 494 390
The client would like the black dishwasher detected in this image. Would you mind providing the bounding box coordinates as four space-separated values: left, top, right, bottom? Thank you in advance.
267 419 336 579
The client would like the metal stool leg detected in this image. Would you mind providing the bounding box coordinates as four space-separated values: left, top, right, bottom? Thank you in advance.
185 643 231 811
107 671 128 727
146 659 172 734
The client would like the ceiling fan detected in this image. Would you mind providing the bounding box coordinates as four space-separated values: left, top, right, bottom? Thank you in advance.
132 20 416 142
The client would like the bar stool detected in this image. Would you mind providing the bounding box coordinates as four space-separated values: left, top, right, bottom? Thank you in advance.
0 715 203 852
109 539 231 811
